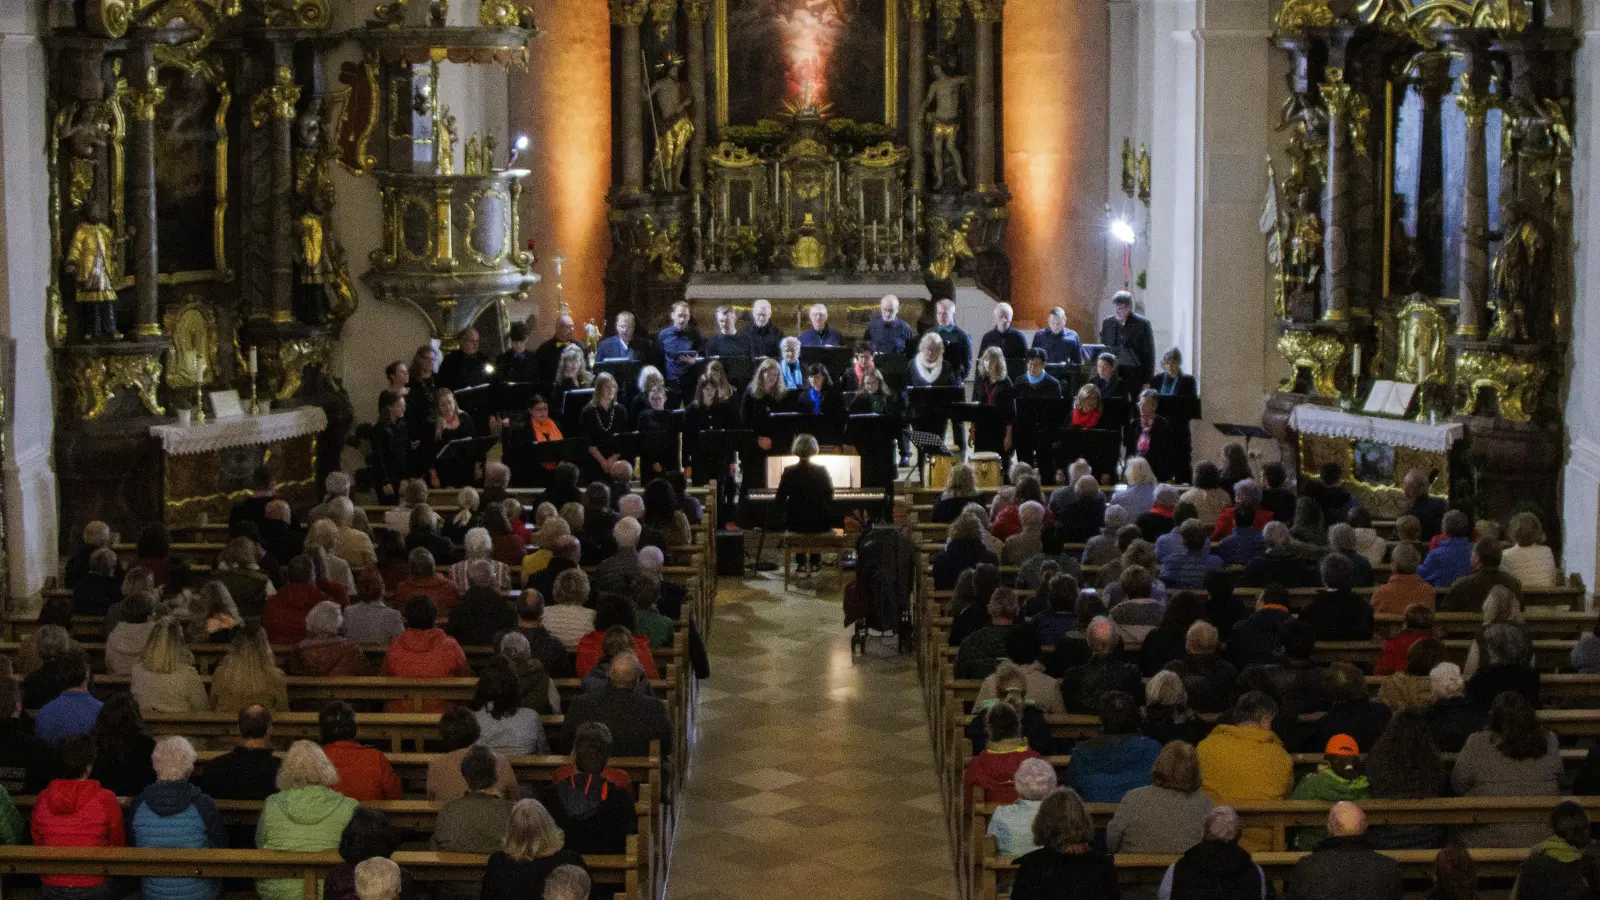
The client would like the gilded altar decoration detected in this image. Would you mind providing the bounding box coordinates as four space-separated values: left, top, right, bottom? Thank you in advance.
1120 138 1136 197
128 68 168 121
1395 297 1448 384
936 0 964 36
163 302 218 390
1455 350 1542 422
1137 144 1151 203
275 338 328 401
69 353 166 420
1277 330 1345 398
1320 68 1370 157
1454 74 1495 129
1490 215 1542 341
925 65 969 190
927 214 974 281
335 58 380 174
642 217 686 281
791 213 824 269
1273 0 1334 36
435 106 458 175
648 63 694 192
59 105 111 212
609 0 649 26
649 0 678 37
251 66 301 128
1470 0 1529 31
708 141 764 168
261 0 330 27
86 0 134 37
66 209 121 341
479 0 536 27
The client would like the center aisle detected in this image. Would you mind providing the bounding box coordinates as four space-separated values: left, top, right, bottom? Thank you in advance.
665 574 955 900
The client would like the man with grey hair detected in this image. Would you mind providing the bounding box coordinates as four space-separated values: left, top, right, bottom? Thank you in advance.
353 857 402 900
1165 621 1238 714
1002 501 1047 565
1159 807 1268 900
529 534 582 604
1212 479 1267 540
1061 616 1144 712
1241 520 1316 588
1286 802 1402 900
130 735 228 888
541 865 591 900
65 520 120 590
606 460 634 508
329 496 377 569
979 300 1028 359
1137 483 1183 543
1082 504 1133 566
561 652 675 775
1423 662 1485 752
445 559 516 648
798 303 843 347
592 518 643 595
1326 523 1375 586
865 294 915 356
1402 467 1448 538
617 493 667 551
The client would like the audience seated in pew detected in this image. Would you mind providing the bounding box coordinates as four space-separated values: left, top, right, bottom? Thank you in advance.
1297 554 1375 642
966 663 1054 755
31 733 127 897
445 560 517 650
1285 802 1402 900
1288 735 1370 851
535 721 635 856
508 596 576 681
427 706 520 802
37 648 102 744
1241 522 1316 589
196 705 282 803
479 799 586 900
956 588 1022 680
381 597 473 712
430 746 515 900
128 736 228 900
1009 788 1118 900
963 703 1043 810
561 654 674 777
212 624 289 713
1377 637 1445 712
1450 692 1562 847
1108 740 1213 855
1164 620 1236 714
1064 691 1161 802
255 740 359 900
989 757 1058 858
1061 619 1144 713
131 617 210 714
323 808 416 900
1444 538 1525 613
1156 806 1270 900
976 628 1065 715
290 601 371 678
542 569 596 650
320 701 403 802
1419 511 1476 588
473 657 550 757
1197 692 1293 853
1503 512 1561 589
1306 662 1391 754
395 549 461 620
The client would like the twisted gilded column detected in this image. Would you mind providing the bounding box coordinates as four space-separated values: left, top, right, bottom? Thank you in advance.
1317 66 1362 323
126 50 165 337
685 0 709 191
611 0 649 194
906 0 929 190
251 65 301 324
967 0 1002 190
1455 70 1492 339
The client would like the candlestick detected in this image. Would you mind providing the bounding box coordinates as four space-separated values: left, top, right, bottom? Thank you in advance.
193 359 207 424
248 346 258 376
1417 352 1426 384
835 162 842 206
1351 345 1361 380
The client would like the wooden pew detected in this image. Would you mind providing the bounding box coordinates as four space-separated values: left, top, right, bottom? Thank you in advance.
0 841 641 900
89 672 675 711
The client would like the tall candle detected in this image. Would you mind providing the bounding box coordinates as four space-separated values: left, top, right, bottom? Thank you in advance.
1351 345 1360 379
249 346 258 376
1417 352 1426 384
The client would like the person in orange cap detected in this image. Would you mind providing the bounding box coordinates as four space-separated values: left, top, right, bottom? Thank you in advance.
1288 733 1371 850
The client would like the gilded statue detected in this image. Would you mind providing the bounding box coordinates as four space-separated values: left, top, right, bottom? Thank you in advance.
65 204 119 341
647 62 693 192
791 213 824 270
436 107 457 175
924 64 969 191
293 109 354 326
1137 144 1151 203
1120 138 1136 196
1284 186 1324 321
1490 215 1543 342
643 218 685 281
927 213 975 280
59 104 110 211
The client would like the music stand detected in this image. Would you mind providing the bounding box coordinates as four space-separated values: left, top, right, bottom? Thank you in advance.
1099 396 1131 430
435 434 499 464
559 388 595 430
711 354 755 388
1015 396 1070 478
907 385 965 415
1215 423 1271 459
452 383 495 421
595 360 643 398
767 411 838 449
522 438 593 469
689 427 750 486
873 352 911 392
492 381 539 419
1157 396 1202 422
1046 363 1083 397
800 346 854 382
1056 426 1122 479
1005 356 1027 381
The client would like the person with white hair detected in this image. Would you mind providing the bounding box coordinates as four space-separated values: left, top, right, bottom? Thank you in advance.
743 297 783 358
305 520 358 594
1110 457 1158 517
255 741 358 900
1002 501 1047 565
65 520 119 590
1082 504 1134 567
987 757 1059 857
592 518 643 595
129 736 227 900
327 497 377 569
775 433 836 576
865 293 916 355
798 302 843 347
979 300 1028 358
540 864 591 900
353 857 402 900
1136 483 1183 543
1157 807 1268 900
450 526 511 593
1421 662 1485 752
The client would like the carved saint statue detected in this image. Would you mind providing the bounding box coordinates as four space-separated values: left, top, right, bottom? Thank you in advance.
924 64 969 191
648 63 694 192
1491 215 1542 342
65 204 119 341
1284 186 1324 322
293 110 343 326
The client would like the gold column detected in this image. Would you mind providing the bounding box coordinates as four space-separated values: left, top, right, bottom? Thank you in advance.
126 53 166 337
685 0 709 191
610 0 649 194
967 0 1002 190
1455 70 1492 338
1317 67 1359 323
906 0 929 190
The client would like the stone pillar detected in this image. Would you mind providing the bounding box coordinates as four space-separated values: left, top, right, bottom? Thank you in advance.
611 0 649 194
906 0 929 190
1456 67 1492 338
1317 65 1354 323
126 45 164 338
685 0 708 191
968 0 1002 189
255 63 301 324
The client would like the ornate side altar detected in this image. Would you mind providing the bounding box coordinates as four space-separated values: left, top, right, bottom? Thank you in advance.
49 0 358 548
602 0 1013 330
1259 0 1572 528
148 407 327 527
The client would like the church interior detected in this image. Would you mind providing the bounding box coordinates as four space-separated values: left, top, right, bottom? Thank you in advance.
0 0 1598 896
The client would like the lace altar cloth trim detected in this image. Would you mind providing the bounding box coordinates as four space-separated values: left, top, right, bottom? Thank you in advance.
1288 405 1462 453
149 406 328 456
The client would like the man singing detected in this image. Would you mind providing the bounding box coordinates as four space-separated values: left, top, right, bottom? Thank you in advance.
532 315 577 385
978 302 1028 359
865 294 916 356
596 312 644 362
705 305 751 358
744 299 784 359
657 301 704 391
1098 290 1156 386
1032 307 1082 366
437 327 492 391
798 303 844 348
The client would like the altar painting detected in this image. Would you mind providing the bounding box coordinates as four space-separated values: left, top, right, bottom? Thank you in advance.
717 0 896 127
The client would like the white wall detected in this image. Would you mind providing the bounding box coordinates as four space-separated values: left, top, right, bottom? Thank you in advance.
1562 0 1600 589
0 4 58 608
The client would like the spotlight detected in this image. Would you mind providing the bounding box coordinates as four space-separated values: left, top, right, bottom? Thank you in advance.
508 133 530 168
1110 219 1136 245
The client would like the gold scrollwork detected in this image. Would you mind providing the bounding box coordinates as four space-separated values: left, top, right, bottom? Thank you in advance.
163 301 218 390
264 0 330 27
70 353 166 420
1455 349 1542 423
1454 73 1496 128
1394 297 1449 385
251 66 302 128
854 142 910 169
935 0 964 35
462 188 513 267
1320 68 1370 156
275 339 327 400
640 216 685 281
1469 0 1528 31
128 68 168 121
905 0 931 20
609 0 649 25
927 213 974 281
1273 0 1334 36
1277 330 1346 398
708 142 764 168
86 0 133 37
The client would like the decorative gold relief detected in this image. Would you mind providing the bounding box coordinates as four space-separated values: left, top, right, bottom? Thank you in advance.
276 339 327 400
251 66 301 128
927 213 974 281
263 0 330 27
1469 0 1528 31
128 68 168 121
1455 350 1542 422
70 353 166 420
1394 297 1448 384
1454 74 1495 128
641 216 685 281
965 0 1003 22
683 0 709 21
1320 68 1370 156
163 302 218 390
609 0 649 26
935 0 963 35
708 142 764 168
1277 330 1346 398
1273 0 1334 36
648 0 678 37
855 142 910 169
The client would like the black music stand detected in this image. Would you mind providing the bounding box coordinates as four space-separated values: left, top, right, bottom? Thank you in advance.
520 438 593 473
873 352 911 392
559 389 595 429
595 360 643 399
1005 356 1027 381
1100 396 1131 430
848 412 902 517
1157 396 1202 422
1047 364 1084 398
635 425 683 475
452 383 495 421
492 381 539 419
1056 427 1122 480
1215 423 1271 458
1015 396 1070 479
435 434 499 463
800 346 854 382
711 354 755 390
688 427 749 486
768 411 838 449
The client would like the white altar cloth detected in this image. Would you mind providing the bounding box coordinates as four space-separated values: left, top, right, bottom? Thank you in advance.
149 406 328 456
1289 405 1462 453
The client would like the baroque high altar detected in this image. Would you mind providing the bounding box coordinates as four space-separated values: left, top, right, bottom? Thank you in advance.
602 0 1013 321
1258 0 1575 526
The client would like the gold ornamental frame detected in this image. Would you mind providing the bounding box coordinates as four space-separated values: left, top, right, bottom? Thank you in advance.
149 57 234 286
714 0 899 129
1297 432 1450 518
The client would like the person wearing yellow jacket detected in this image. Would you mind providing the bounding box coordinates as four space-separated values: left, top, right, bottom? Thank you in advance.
1197 691 1295 852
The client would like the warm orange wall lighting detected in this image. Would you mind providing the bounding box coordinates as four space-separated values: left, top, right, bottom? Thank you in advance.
512 0 612 331
1003 0 1107 336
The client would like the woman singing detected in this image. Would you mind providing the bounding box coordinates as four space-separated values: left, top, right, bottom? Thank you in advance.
508 394 563 485
843 344 878 392
848 369 901 489
407 344 440 444
741 357 788 490
704 359 736 401
1071 383 1103 429
1150 347 1197 396
368 391 411 502
580 372 629 483
428 388 478 488
636 383 681 476
633 365 667 419
970 347 1015 476
686 374 738 513
908 331 957 448
778 337 805 391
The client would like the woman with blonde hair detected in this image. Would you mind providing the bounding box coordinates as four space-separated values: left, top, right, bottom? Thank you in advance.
384 479 429 537
479 799 584 900
210 622 288 712
306 519 358 595
450 527 511 592
1502 512 1559 587
255 741 358 900
1106 740 1213 853
1112 456 1159 517
558 502 584 536
970 346 1016 472
580 372 628 482
429 388 478 488
555 345 593 392
932 511 1000 590
443 487 480 545
1463 584 1528 678
1071 383 1103 429
130 618 209 713
932 462 981 524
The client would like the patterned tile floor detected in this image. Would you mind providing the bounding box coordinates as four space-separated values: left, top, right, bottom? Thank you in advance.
665 572 955 900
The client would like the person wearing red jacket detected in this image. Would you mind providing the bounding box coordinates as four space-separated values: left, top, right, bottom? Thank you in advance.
263 556 334 645
574 600 660 680
31 733 126 900
380 596 473 712
317 702 402 801
961 702 1042 812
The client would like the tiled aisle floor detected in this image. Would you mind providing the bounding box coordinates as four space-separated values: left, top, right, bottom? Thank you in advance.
665 573 956 900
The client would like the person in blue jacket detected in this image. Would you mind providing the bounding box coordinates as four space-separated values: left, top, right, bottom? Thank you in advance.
129 736 228 900
1064 691 1163 802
